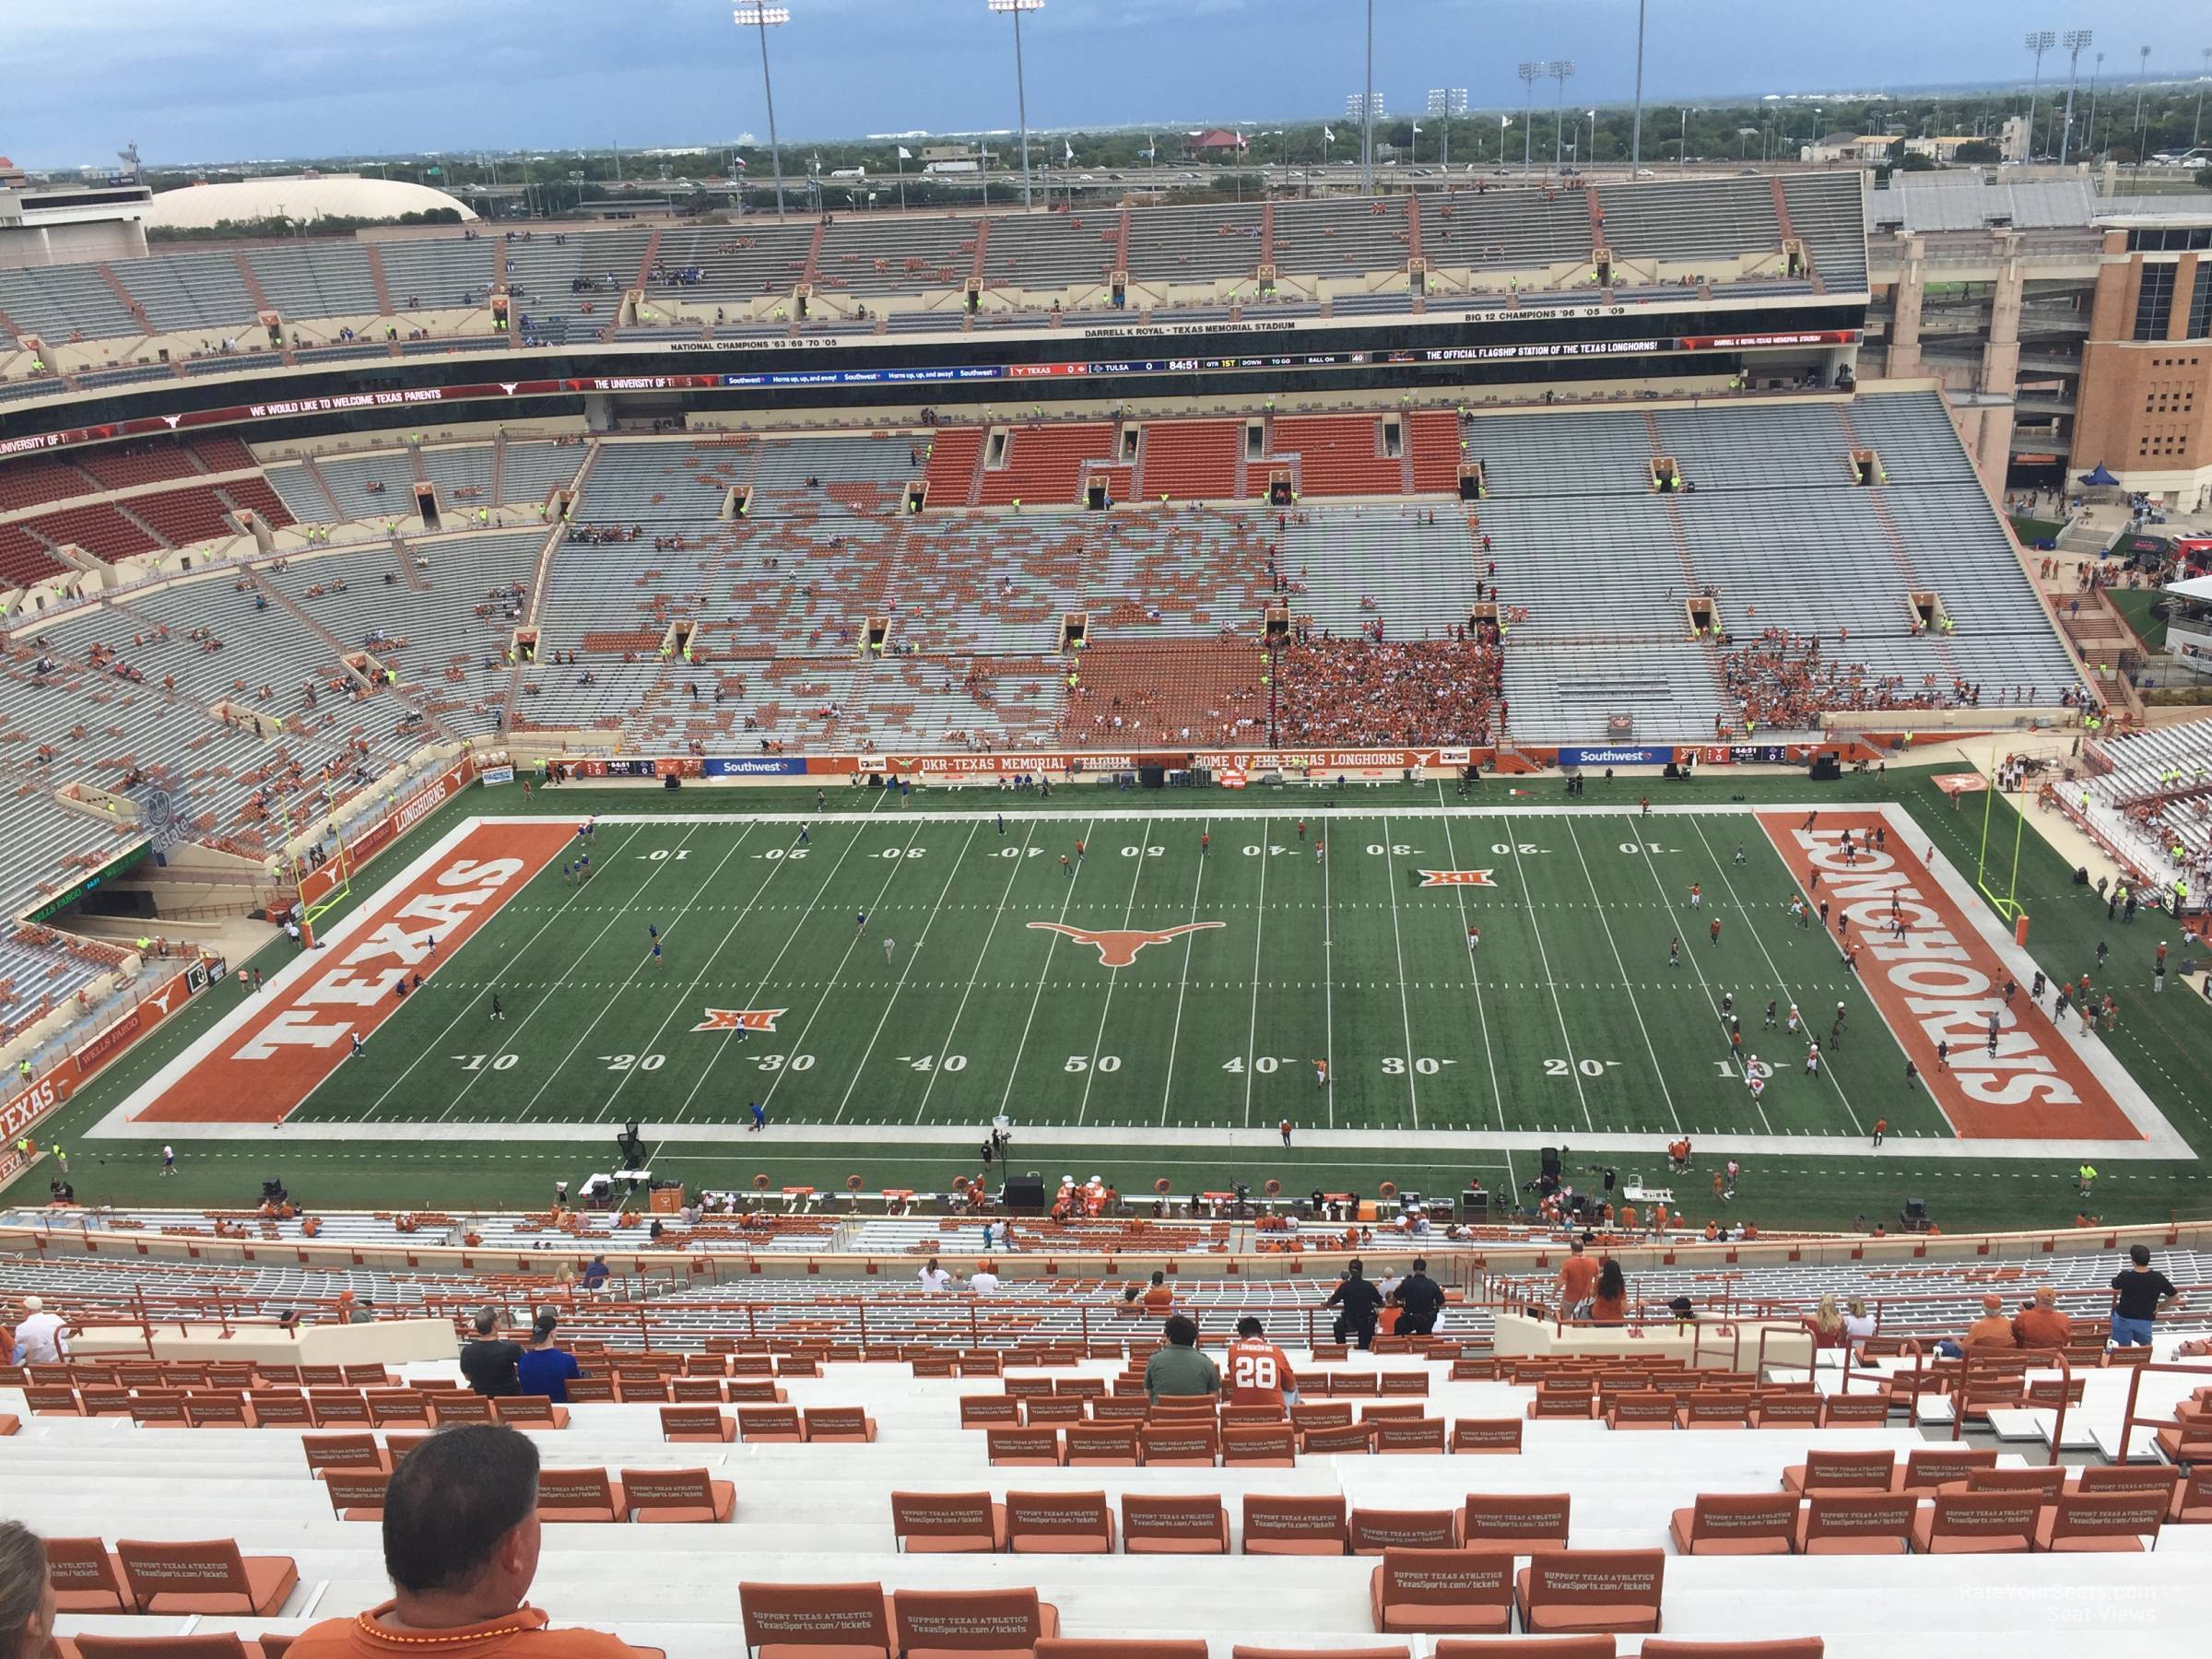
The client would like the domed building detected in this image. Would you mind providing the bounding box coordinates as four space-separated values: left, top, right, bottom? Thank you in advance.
145 173 477 230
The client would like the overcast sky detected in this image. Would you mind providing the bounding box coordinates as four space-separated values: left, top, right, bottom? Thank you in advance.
15 0 2205 167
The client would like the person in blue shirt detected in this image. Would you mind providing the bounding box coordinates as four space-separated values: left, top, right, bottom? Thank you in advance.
514 1310 582 1404
581 1253 609 1291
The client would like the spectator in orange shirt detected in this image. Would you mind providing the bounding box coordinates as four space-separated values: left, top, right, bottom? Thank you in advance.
1557 1237 1600 1315
1938 1294 2018 1357
1223 1315 1298 1410
1618 1203 1638 1232
2012 1286 2074 1349
284 1425 647 1659
1141 1271 1174 1313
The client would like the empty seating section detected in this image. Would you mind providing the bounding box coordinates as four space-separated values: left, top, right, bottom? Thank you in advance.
313 451 422 520
0 522 65 585
259 463 331 526
1065 641 1267 746
126 487 245 548
924 429 984 506
243 242 382 324
498 441 589 505
1592 179 1783 265
816 218 975 300
0 263 144 346
0 455 101 512
1124 205 1263 286
111 251 256 335
1279 510 1480 639
417 444 498 506
1782 173 1872 291
0 177 1869 382
978 424 1118 507
370 236 490 315
1407 412 1463 493
29 504 160 561
982 212 1116 294
1271 416 1399 497
1271 197 1414 277
1139 421 1239 501
1422 188 1597 273
1502 643 1727 746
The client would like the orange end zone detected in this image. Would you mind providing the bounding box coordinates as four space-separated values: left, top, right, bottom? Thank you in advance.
1757 810 2138 1142
138 820 572 1123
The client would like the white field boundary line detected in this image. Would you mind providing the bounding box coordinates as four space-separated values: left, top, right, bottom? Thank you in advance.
993 818 1099 1119
87 1119 2194 1160
1504 824 1594 1133
460 805 1896 825
82 806 2194 1162
1238 822 1273 1130
1872 800 2194 1159
1378 818 1421 1131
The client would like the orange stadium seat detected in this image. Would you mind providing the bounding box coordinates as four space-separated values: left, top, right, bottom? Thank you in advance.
1369 1548 1515 1635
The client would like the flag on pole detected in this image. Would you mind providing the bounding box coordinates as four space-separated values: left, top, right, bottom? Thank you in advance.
1324 125 1336 143
1411 123 1423 134
897 146 912 159
1063 140 1074 163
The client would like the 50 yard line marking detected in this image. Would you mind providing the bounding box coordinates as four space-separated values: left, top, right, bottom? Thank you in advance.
995 817 1099 1118
1077 816 1156 1125
1562 817 1684 1135
1379 816 1420 1130
833 818 980 1123
914 819 1038 1124
1157 818 1211 1128
1240 820 1271 1128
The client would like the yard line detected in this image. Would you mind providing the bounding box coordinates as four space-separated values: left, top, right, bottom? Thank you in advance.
1240 825 1271 1127
499 823 748 1124
1077 817 1156 1124
1157 818 1211 1127
1561 818 1685 1135
832 818 980 1123
1628 820 1773 1135
914 819 1038 1124
995 817 1099 1117
1436 783 1508 1133
670 806 887 1124
1319 819 1335 1130
757 818 929 1111
1686 814 1869 1135
352 823 649 1121
1503 829 1594 1132
1379 816 1422 1131
589 823 784 1123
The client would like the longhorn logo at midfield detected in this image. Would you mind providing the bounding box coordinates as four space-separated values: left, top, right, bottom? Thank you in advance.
1028 921 1225 967
691 1007 786 1031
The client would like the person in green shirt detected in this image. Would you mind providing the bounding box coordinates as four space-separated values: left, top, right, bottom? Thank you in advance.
1143 1314 1219 1404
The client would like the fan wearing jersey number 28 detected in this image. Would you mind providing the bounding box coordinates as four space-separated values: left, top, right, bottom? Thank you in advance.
1223 1316 1299 1409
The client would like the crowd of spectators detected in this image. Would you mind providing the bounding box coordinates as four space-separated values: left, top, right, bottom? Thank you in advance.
1275 636 1501 747
1717 629 2014 735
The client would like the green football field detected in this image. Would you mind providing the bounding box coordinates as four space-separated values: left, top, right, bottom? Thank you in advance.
288 800 1931 1143
29 767 2212 1233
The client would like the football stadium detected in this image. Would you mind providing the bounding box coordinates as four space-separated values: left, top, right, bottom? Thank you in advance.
4 13 2212 1656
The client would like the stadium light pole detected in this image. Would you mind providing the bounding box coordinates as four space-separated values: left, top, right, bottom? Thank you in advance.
2086 50 2105 158
2198 46 2212 146
2058 29 2091 166
1549 61 1575 177
2134 43 2150 145
986 0 1044 209
1518 62 1543 172
1360 0 1376 193
1630 0 1647 168
733 5 791 220
2024 31 2056 161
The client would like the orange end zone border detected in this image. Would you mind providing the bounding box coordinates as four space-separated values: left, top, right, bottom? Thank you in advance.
1758 809 2138 1142
135 819 573 1124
